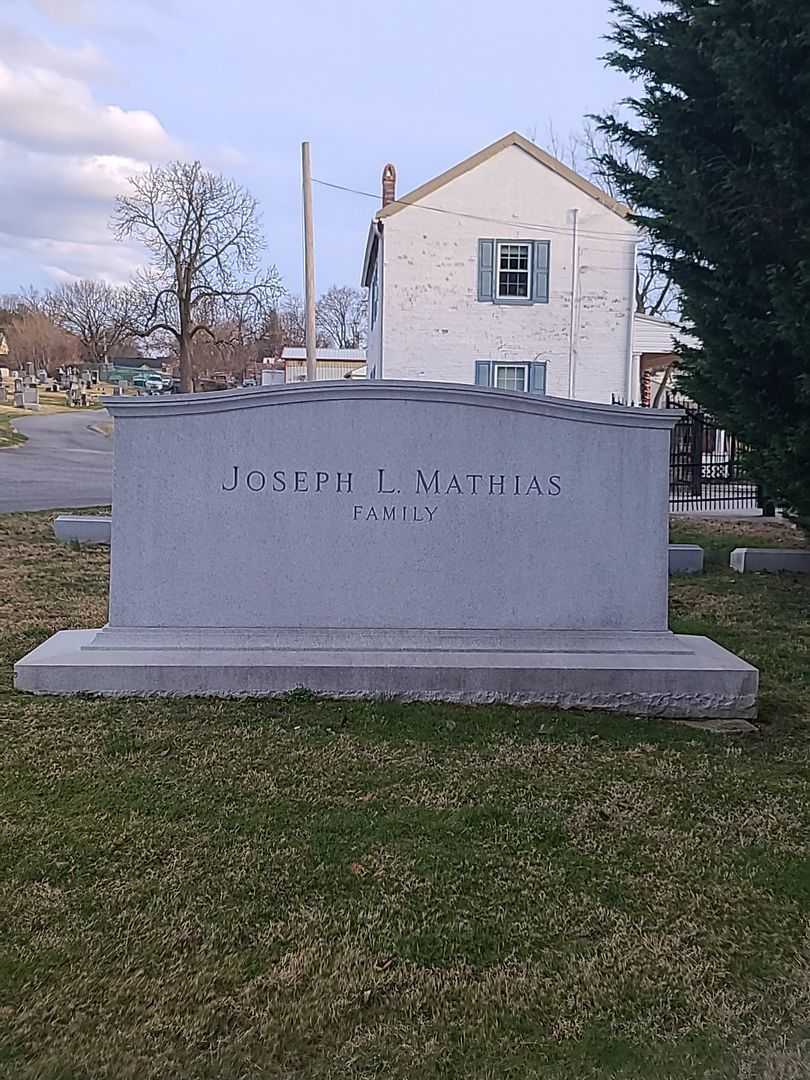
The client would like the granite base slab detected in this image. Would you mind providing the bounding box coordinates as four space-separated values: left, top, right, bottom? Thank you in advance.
14 627 759 720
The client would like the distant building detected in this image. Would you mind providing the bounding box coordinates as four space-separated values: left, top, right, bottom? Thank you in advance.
362 131 643 404
633 315 700 407
107 355 170 371
102 356 171 384
280 347 365 383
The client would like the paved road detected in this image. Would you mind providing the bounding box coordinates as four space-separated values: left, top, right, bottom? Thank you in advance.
0 410 112 512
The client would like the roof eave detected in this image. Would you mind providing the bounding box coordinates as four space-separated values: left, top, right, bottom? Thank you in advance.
374 130 633 225
361 222 380 287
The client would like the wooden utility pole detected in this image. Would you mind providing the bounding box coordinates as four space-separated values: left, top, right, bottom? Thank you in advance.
302 141 317 382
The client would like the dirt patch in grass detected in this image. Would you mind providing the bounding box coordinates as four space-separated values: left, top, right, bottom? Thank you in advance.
1 512 809 1078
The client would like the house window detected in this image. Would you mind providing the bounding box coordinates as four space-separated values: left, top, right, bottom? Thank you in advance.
497 243 531 299
477 239 550 304
494 364 528 392
475 360 546 395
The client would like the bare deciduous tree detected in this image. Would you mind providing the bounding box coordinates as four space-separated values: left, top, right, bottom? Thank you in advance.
578 118 678 319
0 293 24 328
536 118 679 319
189 293 267 379
316 285 367 349
272 294 331 352
277 294 305 349
45 279 130 364
4 308 77 374
111 161 282 392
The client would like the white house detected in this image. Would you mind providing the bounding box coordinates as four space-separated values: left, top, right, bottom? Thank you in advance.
362 131 644 404
633 314 700 406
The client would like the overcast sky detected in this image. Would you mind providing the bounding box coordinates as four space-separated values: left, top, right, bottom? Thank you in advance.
0 0 635 297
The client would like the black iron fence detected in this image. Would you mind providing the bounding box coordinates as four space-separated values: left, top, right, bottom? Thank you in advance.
666 395 771 514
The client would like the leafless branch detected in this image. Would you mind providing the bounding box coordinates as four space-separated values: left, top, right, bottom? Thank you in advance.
534 114 680 319
45 279 132 364
111 160 282 391
315 286 367 349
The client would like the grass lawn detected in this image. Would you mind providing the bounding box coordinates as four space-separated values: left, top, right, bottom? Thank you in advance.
1 511 809 1079
0 414 26 449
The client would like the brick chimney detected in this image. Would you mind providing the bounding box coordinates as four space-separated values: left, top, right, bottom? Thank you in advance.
382 163 397 208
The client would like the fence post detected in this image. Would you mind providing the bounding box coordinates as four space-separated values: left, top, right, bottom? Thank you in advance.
690 410 703 497
758 488 776 517
727 436 737 482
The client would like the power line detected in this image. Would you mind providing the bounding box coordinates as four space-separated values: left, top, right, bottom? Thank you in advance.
313 177 640 245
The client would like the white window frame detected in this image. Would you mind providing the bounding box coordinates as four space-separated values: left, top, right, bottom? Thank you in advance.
493 362 529 393
495 241 532 301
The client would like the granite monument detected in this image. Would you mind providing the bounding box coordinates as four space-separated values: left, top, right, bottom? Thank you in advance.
15 381 757 718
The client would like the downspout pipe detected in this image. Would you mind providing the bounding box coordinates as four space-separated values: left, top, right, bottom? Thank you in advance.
624 241 639 404
376 221 384 379
567 209 579 399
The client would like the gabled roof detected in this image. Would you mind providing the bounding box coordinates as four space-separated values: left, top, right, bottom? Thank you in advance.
361 131 632 285
633 314 700 355
376 131 630 223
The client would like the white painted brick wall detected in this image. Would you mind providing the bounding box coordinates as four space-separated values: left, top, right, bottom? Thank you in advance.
374 144 638 404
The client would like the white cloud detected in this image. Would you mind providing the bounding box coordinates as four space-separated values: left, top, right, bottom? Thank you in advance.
0 22 109 79
9 235 143 285
25 0 175 42
29 0 93 25
0 21 179 285
210 145 251 170
0 61 176 157
0 140 148 281
0 6 231 287
0 142 145 239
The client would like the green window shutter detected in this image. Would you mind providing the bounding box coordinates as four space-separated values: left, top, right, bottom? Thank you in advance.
475 361 493 386
532 241 550 303
529 361 547 395
477 239 495 301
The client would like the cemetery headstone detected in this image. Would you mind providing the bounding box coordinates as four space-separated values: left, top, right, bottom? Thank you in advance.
15 382 758 719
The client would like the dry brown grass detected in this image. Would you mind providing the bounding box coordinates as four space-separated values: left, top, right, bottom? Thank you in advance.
1 511 809 1078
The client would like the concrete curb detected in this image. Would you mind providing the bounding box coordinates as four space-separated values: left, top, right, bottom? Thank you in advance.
730 548 810 574
87 422 113 438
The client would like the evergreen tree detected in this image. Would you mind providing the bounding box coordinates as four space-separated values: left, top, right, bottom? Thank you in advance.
596 0 810 519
